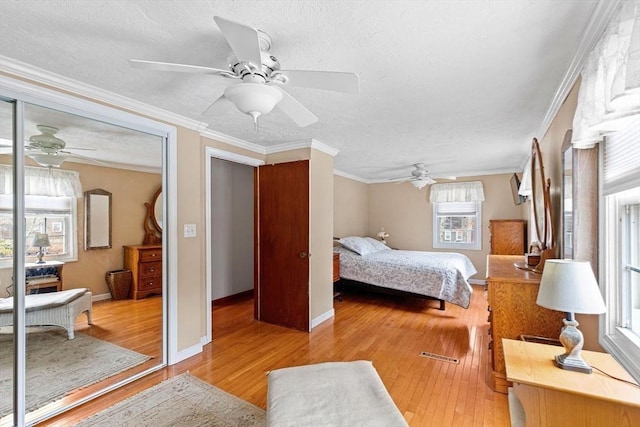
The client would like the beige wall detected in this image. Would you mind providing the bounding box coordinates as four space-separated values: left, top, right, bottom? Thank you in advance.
309 149 334 322
366 174 525 279
333 175 369 238
535 79 601 351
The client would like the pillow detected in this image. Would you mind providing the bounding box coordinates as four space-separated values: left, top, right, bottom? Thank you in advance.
339 236 376 256
364 237 391 252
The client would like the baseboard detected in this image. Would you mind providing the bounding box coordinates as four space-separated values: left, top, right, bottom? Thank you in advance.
173 341 203 365
311 308 334 330
212 289 253 306
469 279 488 286
92 292 111 302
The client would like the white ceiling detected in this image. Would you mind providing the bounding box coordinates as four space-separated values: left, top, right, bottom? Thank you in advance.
0 1 609 181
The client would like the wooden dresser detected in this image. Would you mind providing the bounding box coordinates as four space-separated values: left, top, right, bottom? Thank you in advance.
333 252 342 300
486 255 564 393
489 219 526 255
123 244 162 299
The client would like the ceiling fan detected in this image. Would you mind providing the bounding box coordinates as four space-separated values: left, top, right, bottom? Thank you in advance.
389 163 456 189
24 125 99 168
129 16 360 129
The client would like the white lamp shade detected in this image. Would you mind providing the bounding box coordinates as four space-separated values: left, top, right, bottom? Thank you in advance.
411 179 429 189
536 259 606 314
224 83 283 116
27 153 66 168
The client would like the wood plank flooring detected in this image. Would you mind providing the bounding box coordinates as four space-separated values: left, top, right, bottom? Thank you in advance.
40 284 510 426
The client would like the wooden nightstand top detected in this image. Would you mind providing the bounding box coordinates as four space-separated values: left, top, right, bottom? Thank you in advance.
503 339 640 407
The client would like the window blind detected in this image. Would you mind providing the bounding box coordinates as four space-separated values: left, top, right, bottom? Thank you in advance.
435 201 478 214
603 120 640 195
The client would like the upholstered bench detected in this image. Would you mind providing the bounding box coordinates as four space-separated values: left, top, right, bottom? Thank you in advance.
0 288 92 339
266 360 408 427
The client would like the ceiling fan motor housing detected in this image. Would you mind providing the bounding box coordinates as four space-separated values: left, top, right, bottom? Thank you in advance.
29 125 66 151
227 50 281 82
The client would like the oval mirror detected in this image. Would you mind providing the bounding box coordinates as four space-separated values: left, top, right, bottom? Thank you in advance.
151 187 162 231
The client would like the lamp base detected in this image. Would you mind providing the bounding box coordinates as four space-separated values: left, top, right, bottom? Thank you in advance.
554 353 593 374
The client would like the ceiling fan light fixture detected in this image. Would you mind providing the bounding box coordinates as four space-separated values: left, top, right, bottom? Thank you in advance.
411 179 429 190
224 83 283 128
27 152 66 168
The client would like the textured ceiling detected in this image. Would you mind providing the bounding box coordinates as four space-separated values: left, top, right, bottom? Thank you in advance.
0 0 603 180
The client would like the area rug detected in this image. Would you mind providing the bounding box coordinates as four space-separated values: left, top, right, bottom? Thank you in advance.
0 330 151 417
75 373 266 427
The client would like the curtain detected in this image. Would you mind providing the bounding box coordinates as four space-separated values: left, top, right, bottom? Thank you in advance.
572 1 640 148
0 164 82 197
429 181 485 203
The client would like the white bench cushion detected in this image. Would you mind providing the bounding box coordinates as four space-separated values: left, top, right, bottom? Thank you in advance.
267 360 407 427
0 288 88 313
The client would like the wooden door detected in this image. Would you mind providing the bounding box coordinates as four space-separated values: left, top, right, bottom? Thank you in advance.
255 160 309 331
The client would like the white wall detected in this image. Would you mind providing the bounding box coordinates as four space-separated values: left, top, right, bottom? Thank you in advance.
210 158 254 300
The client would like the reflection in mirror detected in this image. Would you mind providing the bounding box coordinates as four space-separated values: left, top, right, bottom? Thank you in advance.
85 188 112 249
530 137 555 272
561 130 573 259
153 189 163 231
0 99 164 424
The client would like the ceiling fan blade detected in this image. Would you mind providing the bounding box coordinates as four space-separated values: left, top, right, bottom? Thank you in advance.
279 70 360 93
214 16 262 67
272 87 318 127
432 175 457 180
129 59 230 75
202 93 232 116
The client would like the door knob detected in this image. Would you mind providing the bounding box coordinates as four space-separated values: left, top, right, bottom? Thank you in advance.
299 252 308 258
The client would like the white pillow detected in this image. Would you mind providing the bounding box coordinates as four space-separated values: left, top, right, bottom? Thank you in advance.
339 236 376 256
364 237 391 252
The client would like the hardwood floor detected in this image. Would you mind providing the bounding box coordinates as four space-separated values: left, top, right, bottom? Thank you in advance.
41 285 510 426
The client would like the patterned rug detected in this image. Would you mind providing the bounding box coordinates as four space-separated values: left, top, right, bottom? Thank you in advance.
75 373 266 427
0 330 151 417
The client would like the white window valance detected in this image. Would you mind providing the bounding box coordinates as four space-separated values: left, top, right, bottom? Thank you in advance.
429 181 485 203
0 164 82 197
572 1 640 148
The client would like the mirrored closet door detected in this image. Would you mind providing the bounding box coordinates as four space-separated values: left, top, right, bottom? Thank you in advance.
0 94 167 426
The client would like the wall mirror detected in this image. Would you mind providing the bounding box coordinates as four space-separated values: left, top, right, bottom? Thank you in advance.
561 130 573 259
530 137 555 272
85 188 112 249
144 187 162 245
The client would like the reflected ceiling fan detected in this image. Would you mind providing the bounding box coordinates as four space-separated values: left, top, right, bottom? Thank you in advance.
129 16 360 129
389 163 456 189
23 125 99 168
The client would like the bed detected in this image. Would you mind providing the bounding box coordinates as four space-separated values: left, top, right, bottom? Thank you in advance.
335 236 476 309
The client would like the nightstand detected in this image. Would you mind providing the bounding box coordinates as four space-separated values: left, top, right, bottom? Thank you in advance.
333 253 341 301
503 339 640 426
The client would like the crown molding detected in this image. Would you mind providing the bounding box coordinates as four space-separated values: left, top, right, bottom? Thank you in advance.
200 129 267 155
536 0 621 140
333 169 370 183
0 55 206 132
266 138 339 157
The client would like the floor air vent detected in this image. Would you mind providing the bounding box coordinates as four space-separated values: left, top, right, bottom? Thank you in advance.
420 351 459 364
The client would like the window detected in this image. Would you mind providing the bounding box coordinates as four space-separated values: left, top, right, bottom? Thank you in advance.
600 120 640 383
433 201 482 250
0 194 77 266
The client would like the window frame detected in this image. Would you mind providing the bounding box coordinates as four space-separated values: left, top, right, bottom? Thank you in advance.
432 200 482 251
598 124 640 384
0 194 78 269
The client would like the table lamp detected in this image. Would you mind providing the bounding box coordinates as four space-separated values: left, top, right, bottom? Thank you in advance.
32 232 51 264
377 227 389 244
536 259 606 374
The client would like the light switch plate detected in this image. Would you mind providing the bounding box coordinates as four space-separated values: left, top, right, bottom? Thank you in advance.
183 224 196 238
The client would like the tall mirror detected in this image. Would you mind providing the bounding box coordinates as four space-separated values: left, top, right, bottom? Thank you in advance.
0 100 165 425
561 130 573 259
531 137 555 272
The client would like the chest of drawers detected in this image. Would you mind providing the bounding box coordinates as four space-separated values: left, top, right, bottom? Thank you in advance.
123 244 162 299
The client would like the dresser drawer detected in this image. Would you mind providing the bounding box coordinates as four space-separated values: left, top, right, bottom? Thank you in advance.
138 276 161 291
139 248 162 262
139 261 162 278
